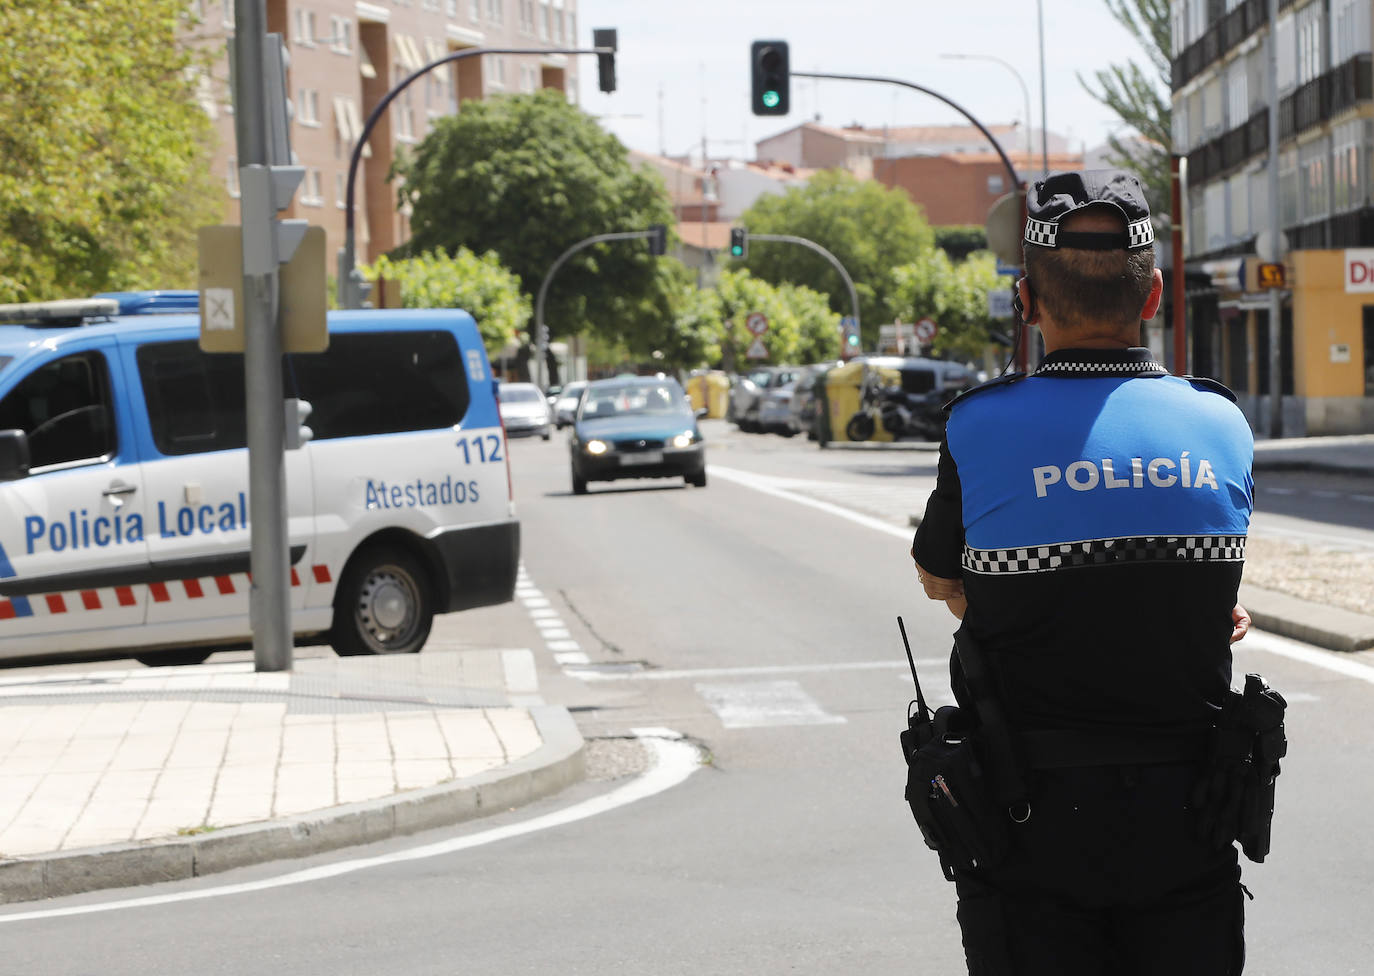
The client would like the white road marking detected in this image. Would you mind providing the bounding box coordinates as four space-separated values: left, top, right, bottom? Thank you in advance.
566 659 945 682
0 730 701 924
541 629 572 641
696 680 846 729
533 618 565 630
707 465 912 540
1238 629 1374 685
521 597 551 609
529 608 560 619
501 649 540 698
554 652 590 665
547 639 581 652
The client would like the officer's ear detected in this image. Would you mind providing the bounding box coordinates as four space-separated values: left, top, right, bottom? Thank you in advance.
1140 268 1164 321
1015 277 1039 324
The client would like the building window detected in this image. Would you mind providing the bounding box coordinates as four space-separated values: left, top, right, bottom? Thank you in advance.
222 0 234 28
1279 147 1299 226
1170 0 1184 57
486 0 503 24
329 16 353 53
1331 118 1372 213
1296 2 1325 87
336 171 347 208
226 156 240 198
1248 164 1270 234
537 1 549 40
1276 12 1296 94
470 0 480 20
1225 58 1247 130
300 168 324 207
1172 98 1188 151
1298 137 1329 221
556 9 565 43
397 86 416 141
1204 181 1226 250
1228 171 1249 240
1331 0 1373 65
987 174 1004 195
297 88 321 126
295 8 317 46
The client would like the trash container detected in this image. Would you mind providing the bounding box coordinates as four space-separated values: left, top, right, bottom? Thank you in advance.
687 371 731 418
825 361 899 443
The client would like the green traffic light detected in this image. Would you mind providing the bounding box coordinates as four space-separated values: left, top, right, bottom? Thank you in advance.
762 90 780 109
731 246 743 257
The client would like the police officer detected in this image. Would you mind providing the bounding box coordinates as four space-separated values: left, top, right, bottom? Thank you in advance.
912 169 1255 975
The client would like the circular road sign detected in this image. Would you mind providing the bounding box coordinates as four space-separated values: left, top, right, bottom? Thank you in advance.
746 312 769 336
914 317 938 343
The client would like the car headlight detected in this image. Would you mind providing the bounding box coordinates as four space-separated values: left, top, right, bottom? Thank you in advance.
585 439 609 455
670 431 695 449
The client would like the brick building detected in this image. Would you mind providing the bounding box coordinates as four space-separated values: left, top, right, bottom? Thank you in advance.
191 0 580 275
874 151 1083 227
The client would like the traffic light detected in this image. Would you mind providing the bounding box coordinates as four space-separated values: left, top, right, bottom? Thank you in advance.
729 227 748 259
593 28 617 94
647 223 667 256
750 41 790 116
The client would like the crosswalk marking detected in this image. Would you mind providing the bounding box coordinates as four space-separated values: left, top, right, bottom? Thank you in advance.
695 680 846 729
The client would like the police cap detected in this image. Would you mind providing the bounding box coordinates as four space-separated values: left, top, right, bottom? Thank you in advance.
1023 169 1155 252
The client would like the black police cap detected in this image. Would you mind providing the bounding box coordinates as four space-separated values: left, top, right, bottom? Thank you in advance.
1023 169 1155 252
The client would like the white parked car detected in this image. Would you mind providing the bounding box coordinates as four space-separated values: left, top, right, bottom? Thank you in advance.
552 381 587 428
498 382 552 440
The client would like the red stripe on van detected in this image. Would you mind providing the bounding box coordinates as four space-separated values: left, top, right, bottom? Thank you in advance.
150 582 171 603
183 579 204 599
115 586 136 607
214 575 234 595
80 591 101 611
0 601 14 620
46 594 67 614
290 568 300 587
312 565 331 584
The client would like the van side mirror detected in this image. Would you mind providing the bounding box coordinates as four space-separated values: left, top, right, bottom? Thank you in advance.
0 429 31 481
695 406 709 419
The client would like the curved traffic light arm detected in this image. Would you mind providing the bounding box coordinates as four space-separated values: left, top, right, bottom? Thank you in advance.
338 42 616 308
743 233 860 338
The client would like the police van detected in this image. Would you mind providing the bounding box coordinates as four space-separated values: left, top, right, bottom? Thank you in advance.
0 292 518 665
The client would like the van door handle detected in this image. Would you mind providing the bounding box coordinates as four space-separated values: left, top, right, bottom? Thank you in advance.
103 482 137 508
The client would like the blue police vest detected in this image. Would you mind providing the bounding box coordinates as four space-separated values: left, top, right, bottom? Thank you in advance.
947 369 1254 574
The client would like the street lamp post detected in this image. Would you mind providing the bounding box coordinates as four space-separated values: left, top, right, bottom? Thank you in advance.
939 53 1032 176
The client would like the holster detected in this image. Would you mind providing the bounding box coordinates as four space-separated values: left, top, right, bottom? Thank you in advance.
1195 673 1288 863
903 705 1010 880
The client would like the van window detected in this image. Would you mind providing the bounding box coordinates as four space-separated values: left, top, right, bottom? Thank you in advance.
900 369 936 395
136 342 249 455
290 330 471 439
0 351 116 468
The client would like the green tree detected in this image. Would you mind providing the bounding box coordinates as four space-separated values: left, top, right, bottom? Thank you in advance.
394 90 676 347
733 169 935 344
363 249 530 355
934 225 989 261
1079 0 1171 215
889 251 1003 361
0 0 218 302
712 269 840 368
777 282 842 364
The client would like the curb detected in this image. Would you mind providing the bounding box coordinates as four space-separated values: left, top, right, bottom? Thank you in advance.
1251 458 1373 476
0 705 585 905
1239 583 1374 653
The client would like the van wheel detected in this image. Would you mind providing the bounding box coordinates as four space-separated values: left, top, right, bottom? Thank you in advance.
572 469 588 495
687 469 707 488
331 546 433 656
135 650 213 667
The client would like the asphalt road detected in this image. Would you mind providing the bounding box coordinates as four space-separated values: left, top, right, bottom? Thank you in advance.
3 421 1372 975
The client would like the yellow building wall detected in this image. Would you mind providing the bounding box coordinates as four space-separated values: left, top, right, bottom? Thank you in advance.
1287 250 1368 398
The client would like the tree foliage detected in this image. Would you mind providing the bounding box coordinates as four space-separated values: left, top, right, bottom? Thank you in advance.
363 249 530 354
733 170 936 344
713 269 840 368
935 225 989 261
0 0 218 302
888 251 1004 361
1079 0 1172 216
395 90 676 346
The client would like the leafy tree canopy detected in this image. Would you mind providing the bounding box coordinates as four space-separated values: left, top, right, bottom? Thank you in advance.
888 251 1004 361
934 225 988 261
732 169 936 343
0 0 218 302
363 249 530 355
395 90 676 346
714 269 841 369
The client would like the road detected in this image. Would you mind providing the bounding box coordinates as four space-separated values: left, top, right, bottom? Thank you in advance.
2 421 1372 975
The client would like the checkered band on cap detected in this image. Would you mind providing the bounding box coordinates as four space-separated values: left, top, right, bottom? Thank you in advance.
1024 218 1058 247
962 535 1247 575
1127 217 1155 248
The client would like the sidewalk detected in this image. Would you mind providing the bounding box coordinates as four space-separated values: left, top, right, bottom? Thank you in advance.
0 648 584 904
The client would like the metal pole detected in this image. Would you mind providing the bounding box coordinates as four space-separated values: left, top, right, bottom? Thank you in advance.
534 230 659 389
1265 0 1283 439
746 233 861 333
1171 154 1187 375
338 45 616 308
939 54 1033 173
1037 0 1049 176
234 0 291 671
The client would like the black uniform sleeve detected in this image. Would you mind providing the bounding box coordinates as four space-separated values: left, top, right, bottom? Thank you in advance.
911 438 964 578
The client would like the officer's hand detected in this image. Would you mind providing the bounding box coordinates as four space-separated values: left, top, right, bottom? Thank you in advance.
911 552 964 601
1230 604 1252 644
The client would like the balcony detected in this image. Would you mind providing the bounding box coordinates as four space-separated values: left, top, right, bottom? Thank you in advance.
1278 54 1374 141
1172 0 1267 92
1187 110 1268 186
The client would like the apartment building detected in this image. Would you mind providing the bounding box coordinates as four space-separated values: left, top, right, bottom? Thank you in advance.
1173 0 1374 434
192 0 579 274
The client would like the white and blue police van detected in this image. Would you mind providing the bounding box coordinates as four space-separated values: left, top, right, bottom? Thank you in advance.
0 291 518 665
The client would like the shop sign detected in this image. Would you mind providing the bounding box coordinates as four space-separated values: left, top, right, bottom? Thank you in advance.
1344 249 1374 292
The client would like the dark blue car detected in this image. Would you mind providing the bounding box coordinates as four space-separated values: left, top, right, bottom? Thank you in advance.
568 376 707 494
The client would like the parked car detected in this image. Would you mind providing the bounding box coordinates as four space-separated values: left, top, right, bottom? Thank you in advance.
728 366 802 432
551 380 588 428
569 376 706 494
498 382 552 439
788 364 835 440
757 379 799 435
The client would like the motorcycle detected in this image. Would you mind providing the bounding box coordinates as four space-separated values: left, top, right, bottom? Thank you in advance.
845 365 947 442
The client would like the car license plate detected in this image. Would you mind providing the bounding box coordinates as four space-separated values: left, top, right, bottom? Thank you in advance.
620 451 663 466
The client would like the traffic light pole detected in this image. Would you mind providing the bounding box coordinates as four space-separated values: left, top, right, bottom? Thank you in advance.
338 44 617 309
742 233 860 337
533 229 663 388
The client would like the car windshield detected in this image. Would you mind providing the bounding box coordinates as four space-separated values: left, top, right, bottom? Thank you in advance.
499 386 544 404
580 383 684 419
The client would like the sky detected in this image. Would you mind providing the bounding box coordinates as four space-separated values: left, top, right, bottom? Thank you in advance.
572 0 1158 164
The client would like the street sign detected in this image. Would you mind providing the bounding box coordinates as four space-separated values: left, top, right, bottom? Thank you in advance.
913 317 938 344
746 312 769 335
1256 262 1286 289
986 190 1026 267
746 337 769 360
987 288 1013 319
198 224 329 353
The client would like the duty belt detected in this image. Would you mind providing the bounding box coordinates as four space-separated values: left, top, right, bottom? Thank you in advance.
1019 727 1211 770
